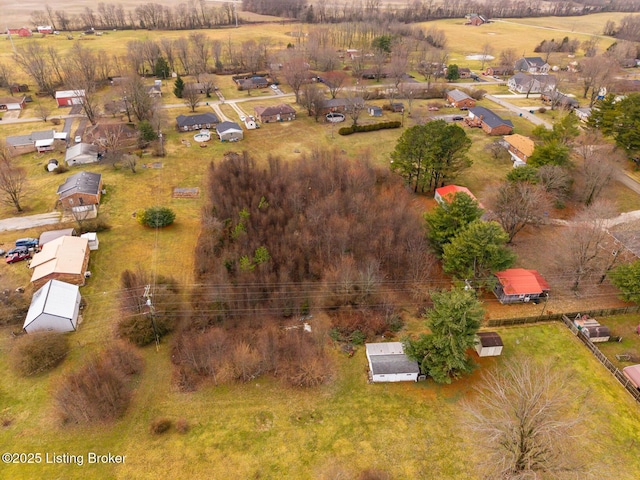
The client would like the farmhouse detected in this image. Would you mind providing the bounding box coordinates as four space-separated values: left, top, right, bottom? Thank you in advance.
39 228 76 248
365 342 420 383
56 171 103 211
475 332 503 357
176 113 220 131
515 57 550 74
0 96 26 111
216 121 243 142
466 106 514 135
541 91 579 110
29 236 90 289
55 90 85 107
446 89 476 109
65 143 99 166
458 67 472 79
508 73 556 94
465 13 488 26
493 268 549 304
623 364 640 390
237 76 269 90
503 134 535 166
253 104 296 123
434 185 481 207
23 280 81 334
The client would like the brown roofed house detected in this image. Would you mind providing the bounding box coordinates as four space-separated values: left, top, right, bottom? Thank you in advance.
503 134 535 166
254 104 296 123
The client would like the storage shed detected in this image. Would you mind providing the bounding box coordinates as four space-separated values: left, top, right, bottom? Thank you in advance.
365 342 420 383
23 280 81 333
475 332 503 357
623 364 640 390
80 232 99 250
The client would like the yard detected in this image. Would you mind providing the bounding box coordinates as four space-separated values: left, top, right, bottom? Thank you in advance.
0 322 639 479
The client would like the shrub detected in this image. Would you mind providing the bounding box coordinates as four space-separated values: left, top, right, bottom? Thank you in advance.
51 118 61 125
338 121 401 136
0 290 30 326
78 216 111 233
150 418 172 435
54 344 142 424
10 332 69 376
53 163 69 174
538 107 547 113
138 206 175 228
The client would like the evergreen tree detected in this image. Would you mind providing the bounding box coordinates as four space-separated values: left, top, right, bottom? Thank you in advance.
442 220 516 283
446 64 460 81
154 57 170 79
173 75 185 98
424 192 484 256
609 260 640 304
404 287 484 384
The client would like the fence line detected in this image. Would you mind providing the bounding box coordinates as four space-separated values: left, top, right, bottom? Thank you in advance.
487 307 640 402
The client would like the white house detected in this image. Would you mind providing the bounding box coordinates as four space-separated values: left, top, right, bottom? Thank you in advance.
23 280 81 333
475 332 504 357
365 342 420 383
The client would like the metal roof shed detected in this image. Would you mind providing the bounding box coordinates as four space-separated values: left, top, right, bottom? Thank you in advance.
23 280 81 333
365 342 420 383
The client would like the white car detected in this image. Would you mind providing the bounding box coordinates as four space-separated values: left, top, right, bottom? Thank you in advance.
271 84 278 90
239 115 246 122
74 135 82 143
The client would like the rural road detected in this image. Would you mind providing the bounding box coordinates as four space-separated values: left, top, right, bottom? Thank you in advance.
0 212 61 232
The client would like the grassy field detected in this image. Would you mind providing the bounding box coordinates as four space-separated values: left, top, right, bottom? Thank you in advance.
0 322 639 479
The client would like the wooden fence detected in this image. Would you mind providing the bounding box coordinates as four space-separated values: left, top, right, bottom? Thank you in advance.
486 306 640 403
560 315 640 403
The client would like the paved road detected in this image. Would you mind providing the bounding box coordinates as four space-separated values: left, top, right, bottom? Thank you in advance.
484 93 553 129
0 212 61 232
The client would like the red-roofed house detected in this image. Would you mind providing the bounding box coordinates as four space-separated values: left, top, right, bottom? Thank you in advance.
434 185 483 208
493 268 549 304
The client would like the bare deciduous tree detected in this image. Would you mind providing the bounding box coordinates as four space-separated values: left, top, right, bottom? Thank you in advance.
300 83 325 121
575 133 618 206
323 70 348 99
283 54 309 103
560 200 616 291
13 43 57 97
492 182 550 242
464 357 592 480
0 143 28 213
537 164 572 204
182 84 203 112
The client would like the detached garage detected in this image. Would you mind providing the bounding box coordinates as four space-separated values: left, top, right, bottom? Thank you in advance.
365 342 420 383
23 280 81 333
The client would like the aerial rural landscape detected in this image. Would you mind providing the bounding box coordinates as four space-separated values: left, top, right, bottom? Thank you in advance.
2 0 640 478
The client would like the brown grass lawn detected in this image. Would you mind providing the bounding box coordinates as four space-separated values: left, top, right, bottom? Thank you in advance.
598 314 640 369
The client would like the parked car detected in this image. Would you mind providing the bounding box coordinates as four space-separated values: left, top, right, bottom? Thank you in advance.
428 106 440 111
271 84 279 90
6 246 28 256
6 250 30 264
75 135 82 143
15 238 38 249
452 116 464 121
240 115 246 122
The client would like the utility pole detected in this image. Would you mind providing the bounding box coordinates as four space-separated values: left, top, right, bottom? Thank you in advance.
143 284 160 351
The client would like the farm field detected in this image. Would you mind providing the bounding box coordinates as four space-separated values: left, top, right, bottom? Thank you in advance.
2 10 640 479
0 323 639 479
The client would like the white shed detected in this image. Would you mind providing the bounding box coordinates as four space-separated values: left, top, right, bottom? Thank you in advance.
475 332 504 357
23 280 81 333
365 342 420 383
80 232 99 250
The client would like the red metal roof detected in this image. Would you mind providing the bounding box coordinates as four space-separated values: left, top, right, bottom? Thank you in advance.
495 268 549 295
435 185 476 202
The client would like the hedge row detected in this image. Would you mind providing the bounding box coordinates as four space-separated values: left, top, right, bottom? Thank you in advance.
338 121 401 136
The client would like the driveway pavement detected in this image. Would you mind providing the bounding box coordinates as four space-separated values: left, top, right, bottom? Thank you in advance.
0 212 61 232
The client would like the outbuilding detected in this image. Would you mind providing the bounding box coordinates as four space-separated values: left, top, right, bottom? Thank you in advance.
215 121 243 142
23 280 81 333
80 232 99 250
0 96 26 111
368 106 383 117
55 90 85 107
623 364 640 390
65 143 99 166
365 342 420 383
475 332 504 357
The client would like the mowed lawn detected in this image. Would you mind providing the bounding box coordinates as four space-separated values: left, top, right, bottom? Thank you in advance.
0 323 639 478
